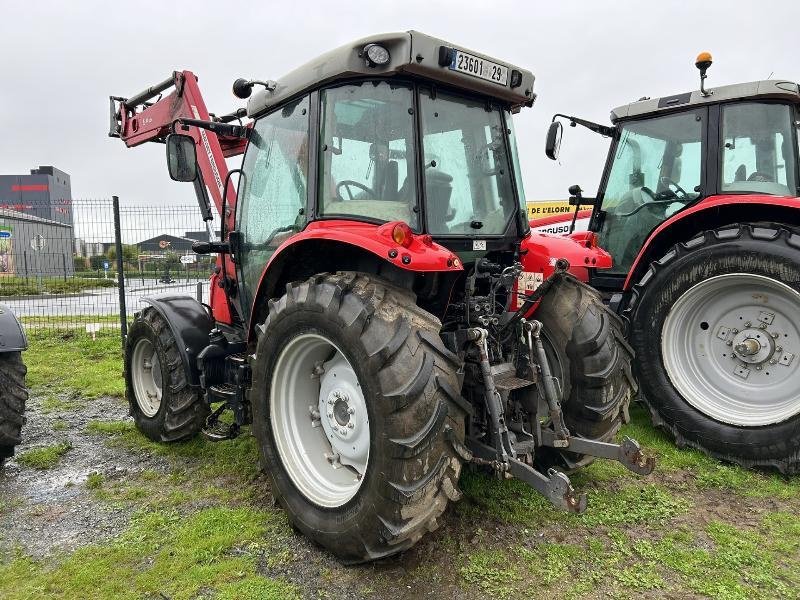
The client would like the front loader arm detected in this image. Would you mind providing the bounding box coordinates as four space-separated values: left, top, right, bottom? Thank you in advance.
110 70 249 325
109 70 246 237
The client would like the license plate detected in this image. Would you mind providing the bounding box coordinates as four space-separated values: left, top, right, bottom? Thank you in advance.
449 50 508 86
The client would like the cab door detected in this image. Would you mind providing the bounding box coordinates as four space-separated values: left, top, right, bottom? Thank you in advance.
235 96 310 321
589 108 706 289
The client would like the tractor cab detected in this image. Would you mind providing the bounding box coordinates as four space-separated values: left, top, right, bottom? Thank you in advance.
547 54 800 285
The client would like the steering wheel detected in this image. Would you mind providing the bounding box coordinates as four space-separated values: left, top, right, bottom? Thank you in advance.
336 180 374 201
658 176 690 199
618 187 681 217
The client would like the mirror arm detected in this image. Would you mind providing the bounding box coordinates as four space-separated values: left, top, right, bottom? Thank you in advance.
172 118 250 139
553 114 615 138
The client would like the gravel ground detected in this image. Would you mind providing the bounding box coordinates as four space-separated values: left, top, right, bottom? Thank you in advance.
0 393 171 559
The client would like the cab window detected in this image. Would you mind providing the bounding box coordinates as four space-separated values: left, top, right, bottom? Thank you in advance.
237 96 309 313
599 110 703 275
419 89 517 236
318 82 418 228
721 102 797 196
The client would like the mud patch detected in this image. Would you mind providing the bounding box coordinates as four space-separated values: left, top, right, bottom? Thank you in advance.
0 393 170 558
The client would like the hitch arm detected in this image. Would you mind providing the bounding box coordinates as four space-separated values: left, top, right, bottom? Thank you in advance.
540 430 656 475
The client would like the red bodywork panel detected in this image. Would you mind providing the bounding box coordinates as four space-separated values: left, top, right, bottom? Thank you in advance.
624 194 800 289
519 230 612 281
249 220 464 324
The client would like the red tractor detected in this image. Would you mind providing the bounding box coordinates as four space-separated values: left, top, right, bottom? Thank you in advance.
110 31 653 562
540 54 800 473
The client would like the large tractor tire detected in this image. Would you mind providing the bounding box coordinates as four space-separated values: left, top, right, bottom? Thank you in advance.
626 224 800 473
0 352 28 469
125 307 209 442
534 275 637 470
250 272 466 563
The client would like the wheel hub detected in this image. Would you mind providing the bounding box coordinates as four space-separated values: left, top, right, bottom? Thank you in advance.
731 329 774 364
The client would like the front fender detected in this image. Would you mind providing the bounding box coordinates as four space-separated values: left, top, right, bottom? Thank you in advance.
0 305 27 352
520 231 612 282
139 295 213 387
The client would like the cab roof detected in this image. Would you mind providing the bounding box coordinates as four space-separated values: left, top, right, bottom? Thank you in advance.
246 31 535 118
611 79 800 122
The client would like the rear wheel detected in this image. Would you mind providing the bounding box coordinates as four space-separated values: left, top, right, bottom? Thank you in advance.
250 272 466 563
0 352 27 469
534 275 637 470
627 224 800 473
125 307 208 442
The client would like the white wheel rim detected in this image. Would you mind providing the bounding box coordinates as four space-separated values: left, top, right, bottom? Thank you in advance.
270 333 370 508
130 338 162 417
661 273 800 426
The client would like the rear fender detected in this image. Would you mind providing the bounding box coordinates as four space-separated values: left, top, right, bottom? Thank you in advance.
139 295 213 387
0 305 27 352
247 220 463 339
624 194 800 289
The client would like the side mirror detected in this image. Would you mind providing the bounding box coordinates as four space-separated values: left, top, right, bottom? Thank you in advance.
545 121 563 160
166 134 198 182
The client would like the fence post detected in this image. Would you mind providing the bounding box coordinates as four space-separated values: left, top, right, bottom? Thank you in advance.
113 196 128 350
196 281 203 303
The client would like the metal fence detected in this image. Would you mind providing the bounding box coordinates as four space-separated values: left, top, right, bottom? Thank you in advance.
0 198 216 335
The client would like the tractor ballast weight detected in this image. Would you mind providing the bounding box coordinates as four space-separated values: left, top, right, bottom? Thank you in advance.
542 55 800 473
0 305 29 468
111 31 653 562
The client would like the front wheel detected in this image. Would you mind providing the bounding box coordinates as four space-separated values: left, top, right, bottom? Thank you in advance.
125 307 208 442
627 224 800 473
250 273 466 563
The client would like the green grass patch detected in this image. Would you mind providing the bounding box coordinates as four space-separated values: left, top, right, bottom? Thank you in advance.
16 442 71 470
621 405 800 499
25 329 124 397
459 549 521 599
85 472 103 490
512 510 800 598
0 506 299 600
459 469 689 529
0 276 116 297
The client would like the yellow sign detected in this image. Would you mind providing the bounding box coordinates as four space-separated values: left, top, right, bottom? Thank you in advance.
526 200 592 220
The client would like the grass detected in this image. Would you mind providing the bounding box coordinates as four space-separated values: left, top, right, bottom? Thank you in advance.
16 441 72 469
0 507 300 600
25 329 124 397
0 275 116 296
7 330 800 599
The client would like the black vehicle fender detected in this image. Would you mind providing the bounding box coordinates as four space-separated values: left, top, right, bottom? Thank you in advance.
0 305 27 352
138 295 213 387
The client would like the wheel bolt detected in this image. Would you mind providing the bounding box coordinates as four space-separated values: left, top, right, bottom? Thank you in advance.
744 321 751 327
726 341 733 346
328 412 333 418
777 346 783 353
348 423 354 429
756 365 762 371
328 399 334 405
340 428 347 435
348 407 355 415
772 332 780 338
732 329 739 334
760 323 768 329
770 359 778 365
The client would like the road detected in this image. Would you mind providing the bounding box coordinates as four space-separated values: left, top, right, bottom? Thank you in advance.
0 278 209 319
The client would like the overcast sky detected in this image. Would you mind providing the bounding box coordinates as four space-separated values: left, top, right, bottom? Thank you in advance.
1 0 798 207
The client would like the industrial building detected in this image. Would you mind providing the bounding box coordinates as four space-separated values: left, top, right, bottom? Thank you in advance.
0 166 75 277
